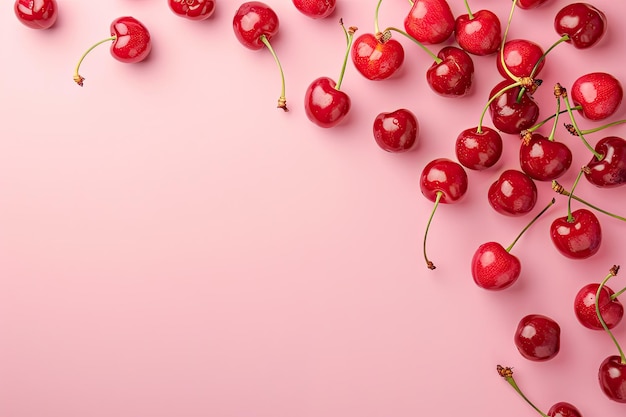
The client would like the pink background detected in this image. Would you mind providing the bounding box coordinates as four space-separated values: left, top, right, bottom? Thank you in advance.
2 0 626 416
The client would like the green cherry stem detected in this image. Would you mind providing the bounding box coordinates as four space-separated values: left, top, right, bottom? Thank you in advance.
506 198 555 252
336 20 357 91
462 0 474 19
73 36 117 87
551 180 626 222
596 265 626 364
259 34 288 111
612 286 626 300
497 365 549 417
564 168 585 223
476 80 522 132
374 0 383 34
386 27 442 63
423 191 442 270
499 0 519 82
560 84 603 160
566 119 626 136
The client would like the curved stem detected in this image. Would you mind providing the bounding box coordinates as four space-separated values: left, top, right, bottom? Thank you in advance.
336 21 357 90
73 36 116 86
374 0 383 34
259 35 288 111
551 181 626 222
516 35 569 101
497 365 549 417
386 27 441 63
506 198 555 252
423 191 442 270
499 0 519 82
565 168 585 223
595 265 626 364
476 80 522 132
561 86 603 160
547 96 561 141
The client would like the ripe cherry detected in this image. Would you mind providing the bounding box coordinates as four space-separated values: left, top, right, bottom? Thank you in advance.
352 33 404 81
454 6 501 56
520 132 572 181
404 0 454 45
488 169 537 216
426 46 475 97
168 0 215 20
570 72 623 121
554 2 607 49
550 208 602 259
292 0 336 19
496 39 545 80
515 0 550 9
515 314 561 361
14 0 57 29
488 79 540 135
73 17 152 87
584 136 626 188
455 126 503 170
373 109 419 153
574 283 624 330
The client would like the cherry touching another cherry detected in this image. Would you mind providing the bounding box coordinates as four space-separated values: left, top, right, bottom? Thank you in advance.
426 46 475 98
574 282 624 331
292 0 336 19
488 79 540 135
514 314 561 361
420 158 468 270
73 17 152 87
454 0 502 56
496 39 546 81
14 0 57 29
168 0 216 20
554 2 607 49
373 108 419 153
487 169 537 216
404 0 454 45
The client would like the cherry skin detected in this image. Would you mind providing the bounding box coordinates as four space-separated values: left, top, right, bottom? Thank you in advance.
516 0 550 9
489 79 540 135
554 2 607 49
454 9 501 56
168 0 216 20
292 0 335 19
585 136 626 188
455 126 503 170
14 0 57 29
373 109 419 153
547 402 582 417
496 39 545 80
110 17 152 63
519 133 573 181
571 72 623 121
404 0 454 45
472 242 521 290
233 2 279 50
426 46 474 97
599 355 626 403
550 208 602 259
514 314 561 361
304 77 350 128
488 169 537 216
574 283 624 330
352 33 405 81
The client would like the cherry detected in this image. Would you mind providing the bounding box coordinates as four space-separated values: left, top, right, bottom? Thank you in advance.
168 0 215 20
515 0 550 9
515 314 561 361
547 402 583 417
488 79 540 135
574 283 624 330
454 3 501 56
570 72 623 121
373 108 419 153
420 158 468 270
550 202 602 260
292 0 336 19
426 46 475 97
554 2 607 49
496 39 545 80
404 0 454 45
472 199 555 290
584 136 626 188
455 126 503 171
73 17 152 87
14 0 57 29
520 133 572 181
488 169 537 216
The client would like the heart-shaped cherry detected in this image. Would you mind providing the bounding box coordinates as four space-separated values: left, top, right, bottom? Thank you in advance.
404 0 454 45
454 5 501 56
554 2 607 49
352 32 404 81
14 0 57 29
420 158 468 270
515 314 561 361
488 79 540 135
575 283 624 330
584 136 626 188
455 126 503 170
550 208 602 259
168 0 215 20
73 17 152 87
496 39 545 81
520 132 572 181
426 46 475 97
373 108 419 152
570 72 623 121
292 0 336 19
488 169 537 216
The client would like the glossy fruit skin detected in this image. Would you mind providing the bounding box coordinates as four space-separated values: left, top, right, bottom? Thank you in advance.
516 0 550 9
488 169 537 216
514 314 561 361
554 2 607 49
574 283 623 330
304 77 350 128
455 126 503 170
519 133 573 181
168 0 215 20
352 33 405 81
454 9 501 56
598 355 626 403
373 109 419 153
233 2 279 50
404 0 454 45
571 72 623 121
292 0 335 19
585 136 626 187
547 402 582 417
489 79 540 135
496 39 545 80
471 242 521 290
110 17 152 63
550 209 602 259
426 46 474 97
419 158 468 203
14 0 57 29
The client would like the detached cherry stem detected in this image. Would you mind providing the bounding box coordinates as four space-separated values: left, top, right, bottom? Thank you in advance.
73 36 117 87
559 84 604 160
423 191 442 270
259 34 288 111
506 198 555 252
596 265 626 364
336 20 357 91
552 180 626 222
497 365 549 417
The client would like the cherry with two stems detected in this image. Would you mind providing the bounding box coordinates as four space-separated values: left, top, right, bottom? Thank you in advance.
454 0 502 56
304 20 356 128
14 0 57 29
73 17 152 87
373 109 419 153
168 0 216 20
404 0 454 45
292 0 336 19
472 198 555 290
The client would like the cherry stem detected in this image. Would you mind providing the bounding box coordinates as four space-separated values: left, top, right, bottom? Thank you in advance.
506 198 555 252
73 36 117 87
569 119 626 136
564 168 585 222
476 80 522 132
497 365 549 417
462 0 474 19
374 0 383 34
499 0 519 82
336 20 357 91
259 35 288 111
595 265 626 364
612 286 626 300
547 94 561 141
385 27 441 64
551 180 626 222
523 107 579 135
423 191 442 270
560 84 603 160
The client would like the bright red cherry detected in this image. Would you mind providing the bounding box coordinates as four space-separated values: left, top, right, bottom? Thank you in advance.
489 79 540 135
426 46 474 97
373 109 419 153
14 0 57 29
514 314 561 361
574 283 624 330
404 0 454 45
454 9 501 56
550 208 602 259
455 126 503 170
584 136 626 188
352 32 405 81
73 17 152 87
599 355 626 403
292 0 336 19
519 133 573 181
168 0 215 20
496 39 545 80
554 2 607 49
516 0 550 9
571 72 623 121
488 169 537 216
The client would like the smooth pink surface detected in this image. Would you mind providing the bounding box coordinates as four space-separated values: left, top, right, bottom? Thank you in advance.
1 1 626 416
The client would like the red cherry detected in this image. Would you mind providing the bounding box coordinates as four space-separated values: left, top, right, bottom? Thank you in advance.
404 0 454 45
550 208 602 259
599 355 626 403
426 46 475 97
14 0 57 29
554 2 607 49
514 314 561 361
351 33 405 81
233 2 279 50
571 72 623 121
373 108 419 152
168 0 215 20
455 126 503 170
519 133 573 181
584 136 626 188
488 79 540 135
496 39 545 80
488 169 537 216
516 0 550 9
574 283 624 330
547 402 582 417
292 0 336 19
304 77 350 128
472 241 521 290
454 9 502 56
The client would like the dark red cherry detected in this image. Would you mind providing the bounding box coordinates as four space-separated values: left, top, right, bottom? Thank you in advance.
488 169 537 216
426 46 474 97
571 72 623 121
455 126 503 170
516 0 550 9
514 314 561 361
554 2 607 49
574 283 624 330
352 33 405 81
599 355 626 403
496 39 545 80
547 402 582 417
304 77 350 128
584 136 626 188
404 0 454 45
373 108 419 152
489 79 540 135
519 133 573 181
454 9 502 56
550 208 602 259
14 0 57 29
168 0 215 20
